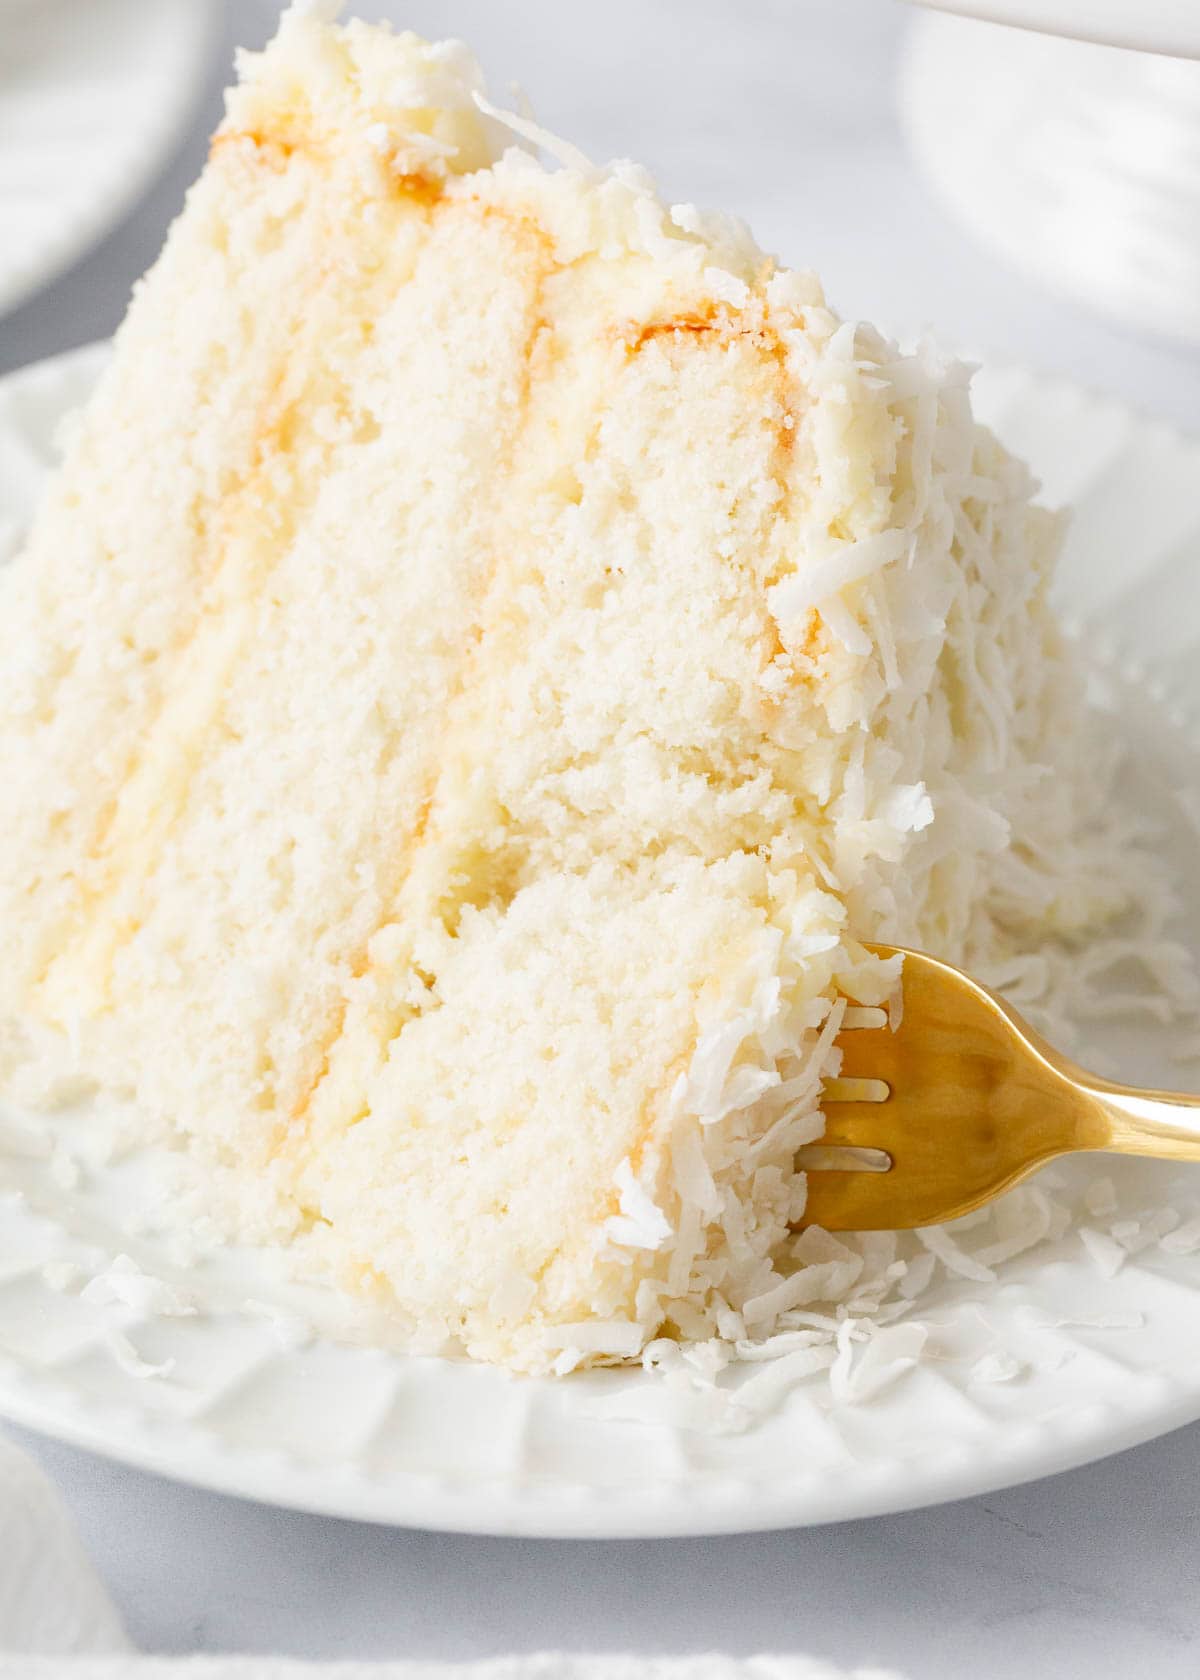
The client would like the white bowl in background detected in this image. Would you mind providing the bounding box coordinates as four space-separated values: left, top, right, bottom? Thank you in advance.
901 10 1200 346
906 0 1200 58
0 0 218 319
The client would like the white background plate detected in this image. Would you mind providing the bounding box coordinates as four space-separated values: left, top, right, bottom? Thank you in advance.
905 0 1200 57
900 15 1200 347
0 0 217 320
2 344 1200 1538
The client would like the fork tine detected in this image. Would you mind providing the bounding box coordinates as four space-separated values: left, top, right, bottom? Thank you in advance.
823 1076 890 1104
797 941 1126 1231
841 1006 888 1031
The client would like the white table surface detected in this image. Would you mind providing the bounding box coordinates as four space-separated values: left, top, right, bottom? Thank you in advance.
2 2 1199 1676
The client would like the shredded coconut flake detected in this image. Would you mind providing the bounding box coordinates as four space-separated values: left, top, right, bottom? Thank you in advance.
834 1322 928 1404
104 1330 174 1381
471 92 593 175
81 1254 196 1319
604 1159 673 1253
916 1226 997 1284
1079 1227 1128 1278
1161 1215 1200 1256
969 1351 1024 1384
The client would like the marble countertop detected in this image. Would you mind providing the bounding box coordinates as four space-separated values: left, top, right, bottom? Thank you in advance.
2 2 1199 1675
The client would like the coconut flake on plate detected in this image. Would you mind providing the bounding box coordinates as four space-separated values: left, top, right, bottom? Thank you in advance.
1078 1227 1128 1278
916 1226 997 1284
969 1350 1025 1384
104 1329 174 1382
80 1254 196 1319
1160 1214 1200 1255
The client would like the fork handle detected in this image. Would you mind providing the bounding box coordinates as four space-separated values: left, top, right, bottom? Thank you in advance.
1082 1078 1200 1161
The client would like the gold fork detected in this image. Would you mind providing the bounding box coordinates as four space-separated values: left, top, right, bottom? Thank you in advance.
801 943 1200 1231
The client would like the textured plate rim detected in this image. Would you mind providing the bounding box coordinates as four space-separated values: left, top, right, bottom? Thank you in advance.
1 1354 1198 1537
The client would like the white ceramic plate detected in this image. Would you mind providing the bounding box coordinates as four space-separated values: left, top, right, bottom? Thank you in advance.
2 344 1200 1537
905 0 1200 57
900 14 1200 346
0 0 218 320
